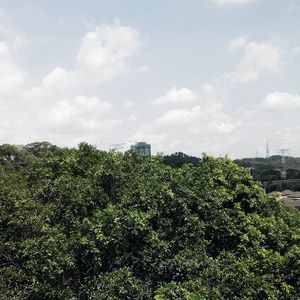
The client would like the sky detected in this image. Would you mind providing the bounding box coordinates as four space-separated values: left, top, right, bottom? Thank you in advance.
0 0 300 158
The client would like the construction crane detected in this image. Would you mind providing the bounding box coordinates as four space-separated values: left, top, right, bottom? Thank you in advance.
93 142 105 149
109 143 126 151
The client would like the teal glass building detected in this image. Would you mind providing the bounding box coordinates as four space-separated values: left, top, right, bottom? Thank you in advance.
130 142 151 156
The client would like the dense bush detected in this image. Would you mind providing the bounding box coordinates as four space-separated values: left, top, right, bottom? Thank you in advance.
1 143 299 299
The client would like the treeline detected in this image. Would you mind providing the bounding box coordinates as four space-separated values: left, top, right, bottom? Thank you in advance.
235 156 300 191
0 142 62 172
162 152 200 168
235 156 300 172
163 152 300 188
0 143 300 299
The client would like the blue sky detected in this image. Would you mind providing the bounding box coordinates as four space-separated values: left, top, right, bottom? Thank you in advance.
0 0 300 158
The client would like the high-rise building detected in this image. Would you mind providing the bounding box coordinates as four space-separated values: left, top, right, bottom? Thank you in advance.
130 142 151 156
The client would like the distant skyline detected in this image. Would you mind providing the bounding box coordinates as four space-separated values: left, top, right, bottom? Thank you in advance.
0 0 300 158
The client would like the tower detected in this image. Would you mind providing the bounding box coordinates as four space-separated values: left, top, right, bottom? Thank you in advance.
266 138 270 159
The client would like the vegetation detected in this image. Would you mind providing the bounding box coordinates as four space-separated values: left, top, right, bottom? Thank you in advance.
234 156 300 191
163 153 300 190
163 152 200 168
234 156 300 173
1 143 299 299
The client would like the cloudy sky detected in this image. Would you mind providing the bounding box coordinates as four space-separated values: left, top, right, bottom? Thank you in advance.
0 0 300 158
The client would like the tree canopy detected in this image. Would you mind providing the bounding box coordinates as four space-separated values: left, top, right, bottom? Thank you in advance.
0 143 299 299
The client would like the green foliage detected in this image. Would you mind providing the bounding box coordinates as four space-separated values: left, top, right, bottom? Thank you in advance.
163 152 200 168
0 144 32 172
89 268 152 299
234 156 300 188
234 155 300 172
0 143 299 299
24 141 62 157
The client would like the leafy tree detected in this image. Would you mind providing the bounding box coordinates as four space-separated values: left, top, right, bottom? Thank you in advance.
0 144 32 172
286 168 300 179
24 141 61 157
0 143 299 299
163 152 200 168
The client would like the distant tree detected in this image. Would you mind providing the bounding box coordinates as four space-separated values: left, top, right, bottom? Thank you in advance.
0 144 32 171
286 168 300 179
252 168 281 182
163 152 200 168
24 141 61 157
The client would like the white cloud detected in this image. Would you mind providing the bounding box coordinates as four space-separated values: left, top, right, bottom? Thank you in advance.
41 67 77 91
154 104 237 133
228 37 281 83
200 83 216 94
229 94 300 157
143 87 299 158
213 0 255 6
261 92 300 110
227 36 248 51
77 21 140 81
134 87 239 155
0 20 144 148
39 96 111 130
0 41 26 95
27 21 141 102
34 95 127 145
152 87 196 105
156 106 201 126
1 13 299 158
